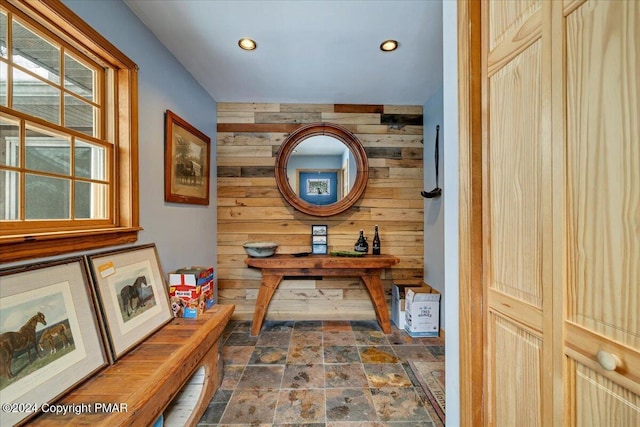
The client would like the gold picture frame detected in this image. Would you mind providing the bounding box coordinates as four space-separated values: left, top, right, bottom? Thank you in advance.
164 110 211 205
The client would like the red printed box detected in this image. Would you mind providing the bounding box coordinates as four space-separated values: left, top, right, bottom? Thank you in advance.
168 266 216 317
169 266 214 287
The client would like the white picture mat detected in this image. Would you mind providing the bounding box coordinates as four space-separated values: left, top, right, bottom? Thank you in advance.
88 244 172 360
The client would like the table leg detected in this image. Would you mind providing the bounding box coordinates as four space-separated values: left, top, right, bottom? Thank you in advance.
360 274 392 334
251 273 283 336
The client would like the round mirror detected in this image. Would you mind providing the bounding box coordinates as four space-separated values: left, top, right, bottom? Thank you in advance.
275 123 368 216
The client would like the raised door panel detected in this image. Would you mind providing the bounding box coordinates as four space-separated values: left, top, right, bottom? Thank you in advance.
491 315 542 426
565 0 640 349
488 0 540 51
488 40 543 309
564 0 640 424
574 363 640 426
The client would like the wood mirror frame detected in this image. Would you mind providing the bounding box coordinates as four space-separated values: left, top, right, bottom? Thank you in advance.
275 122 369 217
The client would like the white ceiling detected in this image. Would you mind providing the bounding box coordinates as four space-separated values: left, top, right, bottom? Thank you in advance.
124 0 443 106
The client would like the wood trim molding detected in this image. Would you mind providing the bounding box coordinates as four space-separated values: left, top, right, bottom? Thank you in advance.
458 0 484 425
12 0 137 69
0 227 142 263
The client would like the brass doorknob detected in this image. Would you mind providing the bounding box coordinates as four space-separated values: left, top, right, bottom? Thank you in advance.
597 350 620 371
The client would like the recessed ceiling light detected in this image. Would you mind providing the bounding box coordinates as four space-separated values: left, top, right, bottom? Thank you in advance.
238 38 257 51
380 39 398 52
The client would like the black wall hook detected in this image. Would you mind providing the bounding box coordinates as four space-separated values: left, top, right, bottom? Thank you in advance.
422 125 442 198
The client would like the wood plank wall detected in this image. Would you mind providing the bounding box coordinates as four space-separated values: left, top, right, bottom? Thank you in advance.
217 103 424 321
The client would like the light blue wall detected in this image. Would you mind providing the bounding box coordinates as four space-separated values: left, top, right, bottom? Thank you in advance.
442 1 460 425
63 0 218 273
423 86 444 329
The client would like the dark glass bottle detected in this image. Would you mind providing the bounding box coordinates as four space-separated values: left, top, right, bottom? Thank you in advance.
372 225 381 255
354 229 369 253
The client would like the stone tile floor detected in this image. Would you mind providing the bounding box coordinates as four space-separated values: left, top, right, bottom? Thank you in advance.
197 319 445 427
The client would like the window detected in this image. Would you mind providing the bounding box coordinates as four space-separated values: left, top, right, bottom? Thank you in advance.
0 1 139 263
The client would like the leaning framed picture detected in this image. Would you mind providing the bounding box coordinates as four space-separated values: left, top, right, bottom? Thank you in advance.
165 109 211 205
0 257 109 426
86 244 173 361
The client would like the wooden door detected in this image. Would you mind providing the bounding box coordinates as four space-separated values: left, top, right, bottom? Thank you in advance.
561 0 639 425
478 0 639 425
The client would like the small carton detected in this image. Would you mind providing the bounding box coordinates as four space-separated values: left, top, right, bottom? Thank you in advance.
168 266 216 315
404 286 440 337
169 284 205 318
199 279 216 310
391 279 425 329
169 266 214 287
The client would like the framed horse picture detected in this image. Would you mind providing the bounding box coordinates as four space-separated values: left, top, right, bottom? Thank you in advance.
0 257 108 426
86 244 173 360
164 110 211 205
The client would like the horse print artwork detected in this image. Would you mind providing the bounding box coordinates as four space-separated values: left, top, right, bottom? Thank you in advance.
38 323 71 354
176 159 202 185
0 312 46 379
120 275 148 318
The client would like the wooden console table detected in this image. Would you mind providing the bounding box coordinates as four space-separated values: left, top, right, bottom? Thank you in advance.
245 254 399 336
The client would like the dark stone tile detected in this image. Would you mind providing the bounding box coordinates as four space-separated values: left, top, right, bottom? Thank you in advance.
392 345 437 362
197 401 227 424
210 388 233 403
323 331 357 346
223 345 254 365
325 363 368 388
324 346 361 363
325 388 378 422
231 320 252 332
293 320 323 331
262 320 295 332
370 387 431 422
354 330 389 346
249 346 288 365
291 331 323 347
387 328 426 345
281 364 325 389
224 332 258 346
220 364 243 389
219 389 279 424
287 345 323 364
274 389 325 424
256 331 292 347
428 345 445 360
350 320 382 331
236 365 284 389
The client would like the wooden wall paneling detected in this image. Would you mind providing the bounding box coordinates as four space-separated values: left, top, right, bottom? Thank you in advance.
217 103 423 320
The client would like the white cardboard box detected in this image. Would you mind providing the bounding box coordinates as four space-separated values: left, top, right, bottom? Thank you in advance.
391 283 420 329
404 286 441 337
